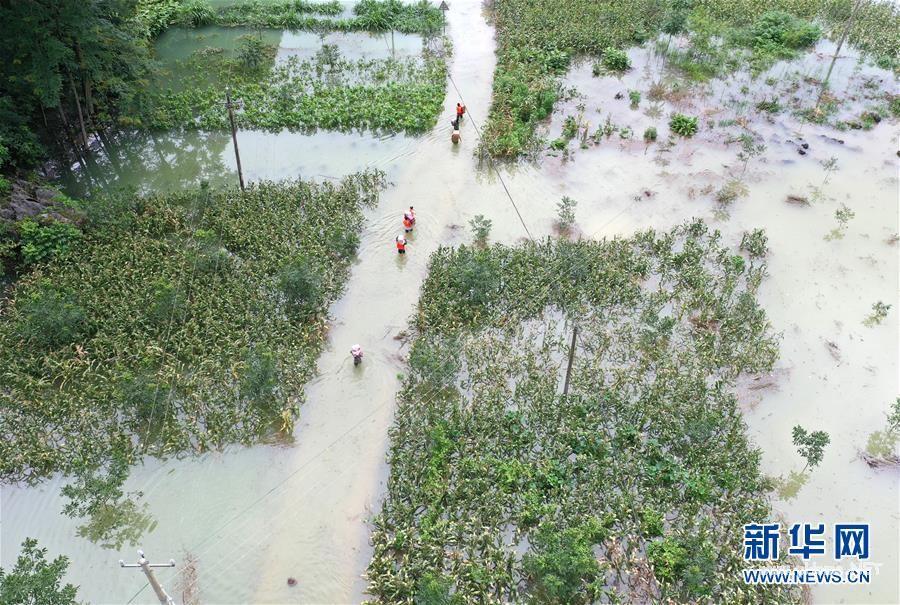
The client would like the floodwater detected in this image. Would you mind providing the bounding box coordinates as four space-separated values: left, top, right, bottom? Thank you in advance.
3 3 898 605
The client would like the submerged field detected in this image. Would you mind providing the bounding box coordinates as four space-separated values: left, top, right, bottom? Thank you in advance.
366 222 800 603
0 171 385 485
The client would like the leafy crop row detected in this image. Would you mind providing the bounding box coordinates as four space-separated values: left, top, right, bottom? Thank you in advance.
0 172 386 484
138 44 446 134
366 220 799 603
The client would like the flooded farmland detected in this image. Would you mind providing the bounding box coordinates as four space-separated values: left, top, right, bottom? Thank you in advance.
1 1 897 604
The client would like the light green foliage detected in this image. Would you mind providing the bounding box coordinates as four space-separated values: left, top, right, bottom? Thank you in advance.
367 221 795 603
643 126 658 142
792 425 830 470
469 215 492 247
628 90 641 108
353 0 442 35
556 196 578 232
603 47 631 71
824 203 854 240
0 539 79 605
214 0 344 26
0 172 387 484
669 113 699 136
133 0 183 38
863 301 891 327
18 219 82 266
865 398 900 458
736 11 821 74
176 0 215 27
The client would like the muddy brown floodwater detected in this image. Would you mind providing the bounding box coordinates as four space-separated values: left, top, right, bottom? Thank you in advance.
2 2 898 604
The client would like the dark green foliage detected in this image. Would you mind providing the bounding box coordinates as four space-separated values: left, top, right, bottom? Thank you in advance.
669 113 699 136
279 256 324 315
755 97 783 113
792 425 830 470
736 11 821 73
237 34 276 71
18 219 82 266
0 539 79 605
15 287 91 349
469 214 492 247
0 172 387 484
643 126 658 142
740 229 768 258
523 522 609 604
0 0 152 166
414 572 463 605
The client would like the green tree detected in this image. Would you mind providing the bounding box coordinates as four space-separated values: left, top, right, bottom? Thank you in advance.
792 425 830 470
0 538 80 605
0 0 152 161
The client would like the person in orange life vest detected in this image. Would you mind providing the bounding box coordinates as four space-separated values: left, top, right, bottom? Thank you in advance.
403 206 416 232
396 234 407 254
456 103 465 121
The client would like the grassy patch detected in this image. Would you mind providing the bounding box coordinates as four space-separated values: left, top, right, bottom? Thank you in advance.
0 172 386 484
366 220 797 603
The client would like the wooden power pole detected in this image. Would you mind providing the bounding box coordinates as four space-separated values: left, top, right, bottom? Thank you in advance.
225 86 246 191
562 324 578 397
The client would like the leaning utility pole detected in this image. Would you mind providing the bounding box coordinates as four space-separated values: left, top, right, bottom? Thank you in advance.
562 324 578 397
818 0 865 109
225 86 246 191
120 550 177 605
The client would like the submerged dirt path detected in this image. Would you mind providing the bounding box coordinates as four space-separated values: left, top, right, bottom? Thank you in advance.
250 4 502 602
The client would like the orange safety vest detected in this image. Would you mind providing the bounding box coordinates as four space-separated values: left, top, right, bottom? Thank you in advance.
403 217 413 229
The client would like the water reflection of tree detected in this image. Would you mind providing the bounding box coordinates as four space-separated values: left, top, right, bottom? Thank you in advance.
61 130 233 198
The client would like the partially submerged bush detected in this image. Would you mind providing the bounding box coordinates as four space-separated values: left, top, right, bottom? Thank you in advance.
669 113 698 137
602 47 631 71
15 287 92 349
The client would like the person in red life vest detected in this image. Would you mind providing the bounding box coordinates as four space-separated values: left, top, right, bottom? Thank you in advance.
396 234 407 254
403 206 416 232
456 103 465 122
403 216 413 232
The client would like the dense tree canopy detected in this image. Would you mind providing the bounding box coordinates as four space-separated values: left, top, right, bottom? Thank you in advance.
0 0 151 166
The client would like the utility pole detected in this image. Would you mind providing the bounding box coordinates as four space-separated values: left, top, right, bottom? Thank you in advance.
562 324 578 397
817 0 865 110
120 550 177 605
225 86 245 191
439 1 449 36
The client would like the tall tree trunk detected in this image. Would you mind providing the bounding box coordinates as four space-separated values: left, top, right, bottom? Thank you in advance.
69 74 90 151
74 41 94 117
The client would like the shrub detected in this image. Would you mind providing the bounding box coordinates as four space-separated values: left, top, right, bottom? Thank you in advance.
669 113 698 137
16 287 91 349
647 537 687 581
628 90 641 108
792 425 830 470
602 47 630 71
755 98 783 113
469 215 492 247
237 34 275 71
18 219 82 265
643 126 658 143
278 257 323 314
740 229 768 258
556 196 577 232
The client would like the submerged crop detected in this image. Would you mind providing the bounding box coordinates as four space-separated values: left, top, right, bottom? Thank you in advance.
366 220 799 603
0 171 387 484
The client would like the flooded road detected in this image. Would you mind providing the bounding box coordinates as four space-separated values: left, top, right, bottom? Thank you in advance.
3 3 898 604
